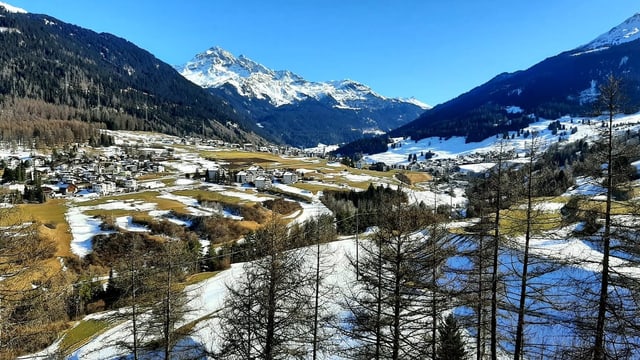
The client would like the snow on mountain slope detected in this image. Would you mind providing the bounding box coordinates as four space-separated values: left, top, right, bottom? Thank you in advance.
579 13 640 52
0 2 27 13
365 112 640 166
177 46 430 110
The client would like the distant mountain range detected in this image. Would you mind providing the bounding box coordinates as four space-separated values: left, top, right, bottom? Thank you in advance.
336 13 640 157
0 3 264 145
176 47 429 147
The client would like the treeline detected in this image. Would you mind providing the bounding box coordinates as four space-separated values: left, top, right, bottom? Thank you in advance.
331 135 389 158
0 98 109 146
321 183 408 234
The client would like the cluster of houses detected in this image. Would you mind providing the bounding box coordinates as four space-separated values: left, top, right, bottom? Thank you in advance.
0 143 310 203
0 148 170 200
234 165 301 190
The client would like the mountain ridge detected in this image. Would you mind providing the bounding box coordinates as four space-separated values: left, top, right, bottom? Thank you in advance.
177 46 430 110
176 46 429 147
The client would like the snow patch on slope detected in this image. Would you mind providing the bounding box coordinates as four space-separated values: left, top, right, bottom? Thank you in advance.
579 13 640 51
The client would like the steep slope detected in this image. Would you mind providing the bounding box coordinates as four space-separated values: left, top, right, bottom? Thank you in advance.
395 13 640 142
337 13 640 156
0 5 263 144
177 47 429 147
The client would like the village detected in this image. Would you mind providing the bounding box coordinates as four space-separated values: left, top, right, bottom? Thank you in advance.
0 131 521 210
0 133 369 205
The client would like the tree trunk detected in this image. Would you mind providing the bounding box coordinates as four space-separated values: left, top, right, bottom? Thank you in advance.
392 238 402 360
514 138 536 360
594 87 615 360
491 154 503 360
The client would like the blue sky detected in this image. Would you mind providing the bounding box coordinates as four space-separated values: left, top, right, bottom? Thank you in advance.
5 1 639 106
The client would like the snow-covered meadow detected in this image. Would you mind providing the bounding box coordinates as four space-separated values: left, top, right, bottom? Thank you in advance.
364 113 640 166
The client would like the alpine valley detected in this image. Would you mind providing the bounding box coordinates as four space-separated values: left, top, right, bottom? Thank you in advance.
176 47 429 147
5 2 640 360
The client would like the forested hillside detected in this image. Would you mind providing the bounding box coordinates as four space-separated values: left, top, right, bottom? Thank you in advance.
0 7 263 145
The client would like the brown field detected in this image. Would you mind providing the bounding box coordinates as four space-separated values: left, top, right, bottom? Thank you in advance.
78 191 187 211
401 172 433 185
16 199 73 257
290 182 344 195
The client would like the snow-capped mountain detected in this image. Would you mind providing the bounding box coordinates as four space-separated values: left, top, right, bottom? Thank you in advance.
176 47 429 147
578 13 640 51
178 46 429 110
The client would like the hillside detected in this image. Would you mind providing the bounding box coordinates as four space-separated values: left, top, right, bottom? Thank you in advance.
0 6 263 145
336 13 640 157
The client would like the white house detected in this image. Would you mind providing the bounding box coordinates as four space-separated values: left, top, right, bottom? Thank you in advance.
92 181 116 195
282 171 298 185
123 179 138 191
254 176 272 190
236 171 248 184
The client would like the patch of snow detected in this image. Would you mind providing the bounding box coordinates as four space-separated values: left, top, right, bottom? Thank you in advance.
400 97 431 109
66 207 111 257
564 176 606 197
570 47 610 57
304 143 339 155
0 2 27 13
140 181 165 189
158 192 199 207
115 216 149 232
505 105 523 114
340 173 375 183
620 56 629 67
0 26 20 33
517 201 565 212
175 178 196 186
508 88 523 96
579 80 599 105
219 189 272 202
458 163 496 174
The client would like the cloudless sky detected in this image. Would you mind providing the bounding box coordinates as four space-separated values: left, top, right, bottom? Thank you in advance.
5 1 639 106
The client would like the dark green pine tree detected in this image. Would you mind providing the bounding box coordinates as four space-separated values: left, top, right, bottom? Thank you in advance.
436 314 468 360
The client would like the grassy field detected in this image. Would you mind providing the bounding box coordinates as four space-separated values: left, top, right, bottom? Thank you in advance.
197 150 353 173
500 209 564 236
183 271 219 286
290 182 345 195
399 172 433 185
59 319 112 355
136 172 173 181
173 188 266 205
16 199 73 257
77 191 187 211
